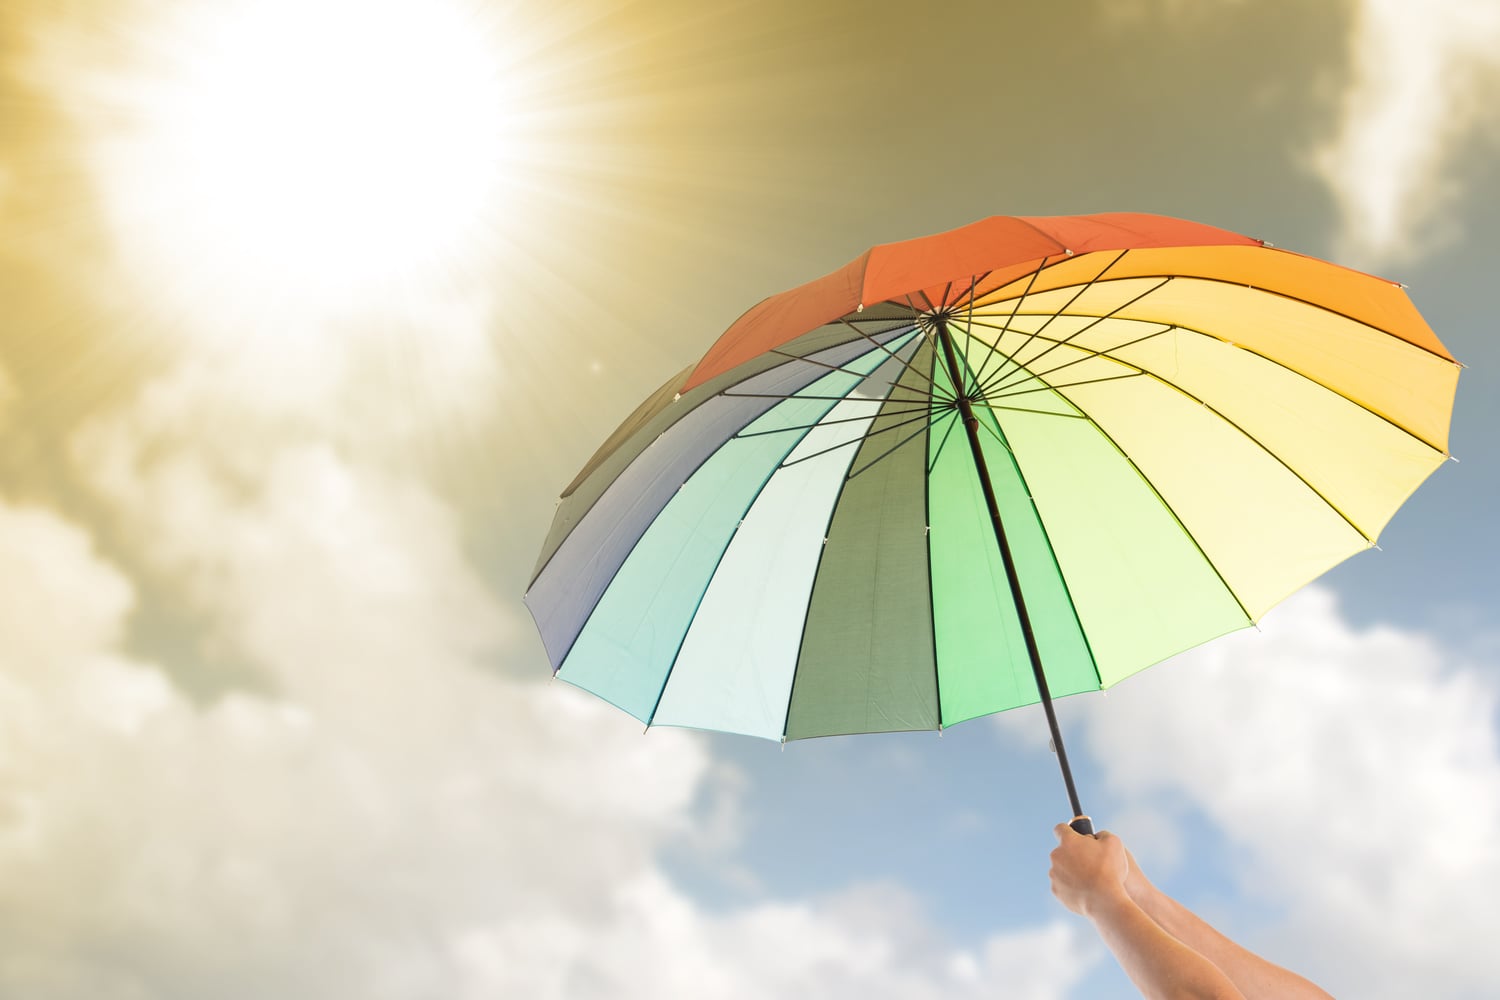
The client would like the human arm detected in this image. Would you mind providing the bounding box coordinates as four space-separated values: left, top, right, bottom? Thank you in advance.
1122 847 1335 1000
1049 824 1245 1000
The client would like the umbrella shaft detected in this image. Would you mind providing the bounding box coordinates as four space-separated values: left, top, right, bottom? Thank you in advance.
934 318 1087 822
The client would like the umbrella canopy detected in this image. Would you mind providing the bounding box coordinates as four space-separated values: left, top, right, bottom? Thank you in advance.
526 213 1458 765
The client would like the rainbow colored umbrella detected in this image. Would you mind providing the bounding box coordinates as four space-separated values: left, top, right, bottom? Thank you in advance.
525 212 1458 830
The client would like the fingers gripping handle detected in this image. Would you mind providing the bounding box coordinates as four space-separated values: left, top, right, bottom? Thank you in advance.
1069 815 1095 837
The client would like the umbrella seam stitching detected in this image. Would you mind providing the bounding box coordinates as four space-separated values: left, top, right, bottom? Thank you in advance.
645 336 915 731
1035 380 1255 629
782 333 932 739
950 333 1107 696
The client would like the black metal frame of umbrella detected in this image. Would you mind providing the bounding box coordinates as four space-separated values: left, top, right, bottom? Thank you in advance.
934 312 1095 837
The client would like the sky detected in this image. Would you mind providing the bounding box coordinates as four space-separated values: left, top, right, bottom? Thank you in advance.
0 0 1497 997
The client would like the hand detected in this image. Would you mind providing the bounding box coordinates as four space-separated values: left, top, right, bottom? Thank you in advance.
1049 822 1130 917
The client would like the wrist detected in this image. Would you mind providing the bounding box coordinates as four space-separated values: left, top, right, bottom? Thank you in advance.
1080 882 1135 921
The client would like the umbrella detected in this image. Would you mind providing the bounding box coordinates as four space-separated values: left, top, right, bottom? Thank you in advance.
524 212 1459 833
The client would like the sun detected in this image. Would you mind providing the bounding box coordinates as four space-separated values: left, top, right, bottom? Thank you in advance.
94 0 522 329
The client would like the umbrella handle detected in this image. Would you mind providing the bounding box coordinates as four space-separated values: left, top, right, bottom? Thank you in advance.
1069 816 1095 836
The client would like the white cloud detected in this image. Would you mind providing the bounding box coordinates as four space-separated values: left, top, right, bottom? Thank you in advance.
0 503 133 676
0 363 1106 998
451 873 1095 1000
1075 587 1500 999
1313 0 1500 268
0 489 711 998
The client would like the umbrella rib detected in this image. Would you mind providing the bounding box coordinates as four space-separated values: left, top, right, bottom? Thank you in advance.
767 346 911 383
845 407 958 481
972 250 1130 394
723 388 931 404
958 273 984 373
926 407 962 475
566 334 931 695
732 406 934 441
973 276 1172 400
835 317 952 402
967 252 1092 312
971 413 1016 455
974 285 1170 397
776 409 939 471
1003 313 1448 456
987 370 1146 401
960 272 987 313
976 323 1174 398
959 271 991 339
1047 355 1380 546
907 299 960 403
968 257 1050 391
726 337 937 407
720 327 935 413
947 271 991 313
944 248 1438 372
980 402 1092 420
981 266 1457 369
948 273 986 382
530 329 933 595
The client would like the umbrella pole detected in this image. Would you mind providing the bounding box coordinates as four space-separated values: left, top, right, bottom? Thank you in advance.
934 318 1095 837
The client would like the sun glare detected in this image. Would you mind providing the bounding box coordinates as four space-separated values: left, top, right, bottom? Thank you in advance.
102 0 518 329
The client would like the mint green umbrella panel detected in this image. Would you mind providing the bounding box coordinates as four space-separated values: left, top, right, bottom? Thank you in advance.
525 213 1457 764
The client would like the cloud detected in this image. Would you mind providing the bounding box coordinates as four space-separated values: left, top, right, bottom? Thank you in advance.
0 361 1109 998
1075 587 1500 999
451 874 1095 1000
1313 0 1500 268
0 485 709 997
